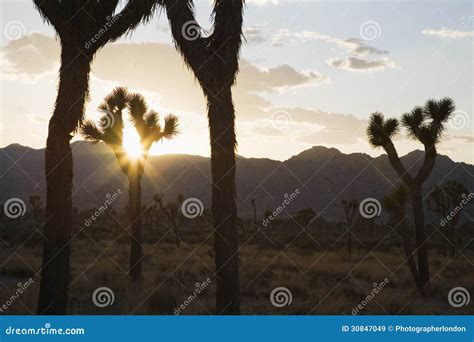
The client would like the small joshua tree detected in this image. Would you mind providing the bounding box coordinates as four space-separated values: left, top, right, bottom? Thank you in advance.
382 186 419 288
251 198 257 225
428 181 471 257
29 195 43 226
154 193 184 247
295 208 316 229
367 97 455 290
82 87 179 279
341 200 358 254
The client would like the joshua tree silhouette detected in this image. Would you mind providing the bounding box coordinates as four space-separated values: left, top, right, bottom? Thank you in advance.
295 208 316 231
367 97 455 291
428 181 470 257
81 87 178 280
341 200 358 254
251 198 257 225
162 0 244 313
34 0 158 314
29 195 43 226
382 186 419 288
154 193 184 247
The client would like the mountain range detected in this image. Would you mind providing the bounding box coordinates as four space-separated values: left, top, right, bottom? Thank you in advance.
1 141 473 221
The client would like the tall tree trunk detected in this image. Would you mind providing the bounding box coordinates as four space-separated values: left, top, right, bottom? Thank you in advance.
398 219 420 289
207 87 240 314
347 224 352 254
410 185 430 290
37 47 91 314
128 172 142 280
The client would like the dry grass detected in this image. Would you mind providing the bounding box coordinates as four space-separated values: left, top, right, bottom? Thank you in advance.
0 217 473 315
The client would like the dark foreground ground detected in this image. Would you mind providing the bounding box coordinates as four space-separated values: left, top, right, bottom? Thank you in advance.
0 212 473 315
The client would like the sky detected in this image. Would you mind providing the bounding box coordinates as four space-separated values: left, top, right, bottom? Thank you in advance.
0 0 473 163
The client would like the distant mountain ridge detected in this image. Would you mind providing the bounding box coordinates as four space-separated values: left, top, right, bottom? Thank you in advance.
1 142 473 221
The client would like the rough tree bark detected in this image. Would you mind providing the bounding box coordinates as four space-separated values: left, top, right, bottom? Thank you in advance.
164 0 244 314
37 47 91 314
208 87 240 313
410 185 430 290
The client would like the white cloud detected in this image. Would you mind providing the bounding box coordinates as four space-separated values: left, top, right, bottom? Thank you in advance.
243 25 266 44
327 57 397 72
246 0 280 5
272 29 388 56
422 27 474 40
0 34 327 113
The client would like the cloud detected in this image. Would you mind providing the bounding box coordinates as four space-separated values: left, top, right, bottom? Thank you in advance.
0 33 328 121
444 134 474 144
422 27 474 40
246 0 280 5
274 107 366 144
26 113 48 125
1 32 59 79
248 125 285 136
327 57 397 72
243 25 266 44
272 29 388 56
239 61 328 91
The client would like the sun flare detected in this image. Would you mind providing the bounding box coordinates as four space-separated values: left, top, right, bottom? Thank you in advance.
122 125 144 159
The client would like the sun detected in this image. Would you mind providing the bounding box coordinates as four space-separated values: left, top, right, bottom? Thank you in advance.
122 125 144 159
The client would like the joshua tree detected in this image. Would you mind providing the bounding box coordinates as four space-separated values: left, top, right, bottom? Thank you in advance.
428 181 470 257
341 200 358 254
82 88 178 280
295 208 316 229
367 97 455 290
382 186 419 288
154 193 184 247
162 0 244 313
251 198 257 225
29 195 43 226
34 0 158 314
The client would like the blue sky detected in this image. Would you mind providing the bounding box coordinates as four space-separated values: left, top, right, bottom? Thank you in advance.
1 0 472 162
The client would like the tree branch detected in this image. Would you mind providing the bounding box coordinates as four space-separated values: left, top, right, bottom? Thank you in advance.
383 142 414 186
92 0 158 51
163 0 244 84
33 0 65 33
414 144 436 184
